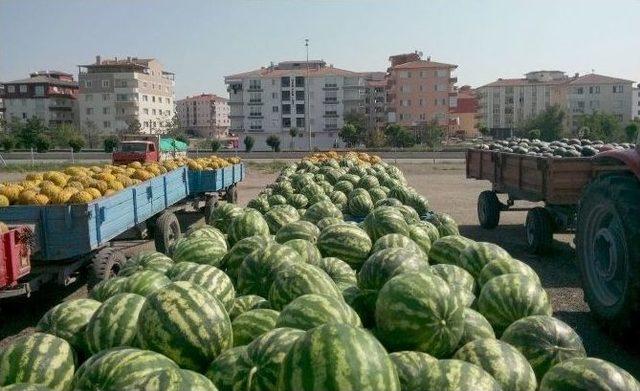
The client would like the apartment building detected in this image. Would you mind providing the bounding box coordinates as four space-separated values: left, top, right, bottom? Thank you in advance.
0 85 4 129
1 71 78 127
362 72 387 131
225 60 365 151
78 56 175 134
450 85 479 138
386 52 458 130
567 74 634 131
632 84 640 120
176 94 230 138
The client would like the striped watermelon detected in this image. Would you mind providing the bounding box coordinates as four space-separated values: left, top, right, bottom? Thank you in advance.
407 224 433 255
0 333 75 391
375 197 402 207
36 298 101 354
229 295 271 320
72 347 178 390
387 186 411 204
300 183 325 201
303 201 343 224
501 315 586 380
89 276 127 302
307 192 331 205
268 263 342 310
264 207 300 234
340 173 361 185
362 206 411 243
316 217 343 230
458 308 495 348
424 212 460 237
342 285 377 329
317 224 372 267
415 220 440 243
236 243 301 297
317 180 334 195
0 384 55 390
454 338 537 390
375 272 464 357
278 323 401 391
389 351 437 390
164 261 199 280
283 239 322 266
478 257 541 287
347 188 374 218
371 233 426 258
85 293 146 354
358 248 430 292
276 293 361 330
137 281 233 371
271 180 295 197
171 236 227 267
357 175 380 189
368 187 388 204
268 194 288 206
478 274 552 335
119 252 174 276
428 235 476 266
247 196 270 214
459 241 512 279
131 368 217 391
221 235 272 282
232 308 280 346
334 180 354 194
329 190 348 207
122 270 171 297
205 346 248 391
539 357 640 391
418 359 502 391
275 220 320 244
395 204 420 224
316 257 357 291
169 263 236 311
185 224 226 244
431 263 477 293
406 192 430 216
208 201 242 234
286 193 308 209
228 208 270 245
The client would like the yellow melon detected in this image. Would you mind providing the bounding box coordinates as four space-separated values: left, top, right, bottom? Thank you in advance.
25 173 44 181
40 184 63 198
67 191 93 204
132 170 153 181
103 189 116 197
89 166 103 173
86 188 102 199
93 180 109 194
0 186 22 203
128 161 143 169
50 189 74 204
0 222 8 233
94 172 116 182
66 181 84 190
63 187 80 195
32 194 49 205
0 195 9 207
107 180 124 191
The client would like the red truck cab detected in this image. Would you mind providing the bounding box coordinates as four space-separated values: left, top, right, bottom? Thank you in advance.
112 140 159 165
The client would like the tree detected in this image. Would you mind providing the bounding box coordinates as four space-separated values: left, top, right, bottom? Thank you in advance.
68 136 85 152
211 140 221 152
419 121 445 150
84 121 100 149
478 124 490 137
103 135 119 152
522 105 566 141
0 135 16 151
16 117 46 148
34 134 51 153
289 127 299 150
624 122 638 143
344 112 367 133
266 135 281 152
175 134 189 145
365 128 386 148
579 112 622 142
51 123 81 148
528 129 541 140
244 136 255 152
126 118 142 134
384 124 415 148
165 114 182 135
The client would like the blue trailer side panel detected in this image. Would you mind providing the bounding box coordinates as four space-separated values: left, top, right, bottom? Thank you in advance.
187 163 244 194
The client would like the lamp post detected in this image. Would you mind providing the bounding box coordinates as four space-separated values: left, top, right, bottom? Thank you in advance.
305 38 311 151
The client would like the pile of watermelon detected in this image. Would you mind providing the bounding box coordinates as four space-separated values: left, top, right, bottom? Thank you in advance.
2 153 639 390
475 137 636 157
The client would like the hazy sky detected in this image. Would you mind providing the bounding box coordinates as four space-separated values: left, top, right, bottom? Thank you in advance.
1 0 639 99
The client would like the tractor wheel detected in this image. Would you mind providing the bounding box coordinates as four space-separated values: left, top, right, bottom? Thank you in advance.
525 207 554 254
154 211 181 255
87 247 126 288
204 194 219 225
477 190 501 229
576 173 640 333
225 185 238 204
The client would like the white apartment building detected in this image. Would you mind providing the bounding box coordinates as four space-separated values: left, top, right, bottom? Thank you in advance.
567 74 634 130
225 60 365 151
632 84 640 120
175 94 229 138
78 56 175 134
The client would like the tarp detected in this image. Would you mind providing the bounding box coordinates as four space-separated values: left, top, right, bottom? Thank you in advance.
159 138 188 152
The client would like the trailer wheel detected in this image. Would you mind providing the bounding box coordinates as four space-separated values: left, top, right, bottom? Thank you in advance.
154 212 181 255
204 195 219 225
88 247 126 288
477 190 501 229
225 185 238 204
525 207 553 254
576 173 640 333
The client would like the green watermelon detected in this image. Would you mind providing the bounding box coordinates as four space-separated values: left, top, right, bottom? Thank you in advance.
425 212 460 237
122 270 171 297
357 175 380 189
539 357 640 391
375 197 403 207
316 257 357 291
395 204 420 224
358 248 430 292
406 192 430 216
375 272 464 357
228 208 270 245
276 293 361 330
171 236 227 267
478 274 552 335
362 206 410 242
329 190 348 207
164 261 199 280
478 258 541 287
137 281 233 372
130 368 217 391
232 308 280 346
185 225 226 244
221 235 272 282
286 193 308 209
229 295 271 320
36 298 101 354
278 323 401 391
389 351 437 390
268 194 288 206
208 201 242 233
268 263 342 310
454 338 537 391
342 285 377 329
371 233 425 257
315 217 343 230
388 186 411 204
247 196 270 214
317 224 372 267
271 180 295 197
428 235 476 266
415 220 440 243
417 359 502 390
347 188 374 218
85 293 146 354
430 264 476 307
459 242 512 279
334 180 354 194
458 308 495 348
236 243 301 297
368 187 388 204
0 384 55 391
205 346 248 391
501 315 586 380
0 333 75 391
283 239 322 266
275 220 320 244
169 263 236 311
119 252 174 276
300 183 325 201
89 276 128 302
303 201 343 224
264 207 300 234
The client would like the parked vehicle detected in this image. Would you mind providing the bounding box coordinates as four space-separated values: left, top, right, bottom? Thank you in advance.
112 135 188 165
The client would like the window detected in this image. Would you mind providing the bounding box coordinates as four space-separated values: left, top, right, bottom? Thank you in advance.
282 104 291 115
419 98 424 106
613 85 624 93
85 80 92 88
295 90 305 101
249 120 262 130
296 117 305 127
281 77 290 87
249 106 262 116
22 112 27 119
103 107 110 115
7 85 15 93
434 99 438 106
34 86 44 96
399 71 410 78
19 85 27 93
143 108 149 114
272 106 279 112
272 92 278 99
295 76 305 87
249 92 261 102
296 104 305 114
102 80 109 88
152 109 156 115
166 98 170 105
419 71 426 78
282 117 291 127
152 96 156 103
116 94 128 101
165 110 170 115
400 85 411 93
115 80 127 88
102 93 110 101
103 121 111 128
573 87 584 94
441 98 446 106
249 80 261 90
434 84 446 92
86 108 94 115
437 69 447 77
282 91 291 101
85 94 93 101
142 95 148 102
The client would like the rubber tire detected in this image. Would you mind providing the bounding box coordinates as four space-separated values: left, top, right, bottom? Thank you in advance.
87 247 126 289
154 212 181 255
525 207 554 254
204 195 219 225
477 190 501 229
576 173 640 333
225 185 238 204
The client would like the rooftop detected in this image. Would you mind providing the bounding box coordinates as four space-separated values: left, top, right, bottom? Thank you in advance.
569 73 635 85
179 93 228 102
225 60 361 80
480 77 573 88
3 74 78 87
392 59 457 70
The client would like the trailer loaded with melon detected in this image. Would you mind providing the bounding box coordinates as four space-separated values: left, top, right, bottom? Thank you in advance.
467 136 640 333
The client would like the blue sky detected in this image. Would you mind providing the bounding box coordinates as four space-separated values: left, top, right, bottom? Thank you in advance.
1 0 639 98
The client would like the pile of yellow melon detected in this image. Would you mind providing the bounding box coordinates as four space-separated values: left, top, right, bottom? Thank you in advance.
303 151 382 165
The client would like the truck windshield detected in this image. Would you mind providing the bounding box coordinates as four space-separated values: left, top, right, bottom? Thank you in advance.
120 142 148 152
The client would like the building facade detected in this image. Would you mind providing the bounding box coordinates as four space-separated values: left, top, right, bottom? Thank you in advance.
450 85 479 138
362 72 387 131
176 94 229 138
386 52 458 130
225 60 365 151
1 71 78 127
632 84 640 120
78 56 175 134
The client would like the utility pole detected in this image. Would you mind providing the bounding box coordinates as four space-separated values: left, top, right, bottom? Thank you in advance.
305 38 311 151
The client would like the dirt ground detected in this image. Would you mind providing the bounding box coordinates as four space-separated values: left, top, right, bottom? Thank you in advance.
1 162 639 378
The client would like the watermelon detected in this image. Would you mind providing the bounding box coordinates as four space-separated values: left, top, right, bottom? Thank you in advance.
389 351 437 390
268 263 342 310
303 201 343 224
358 248 430 292
185 225 226 245
415 220 440 243
232 308 280 346
425 212 460 237
316 217 343 230
478 274 552 335
119 252 174 276
85 293 146 354
371 233 425 258
317 180 333 195
478 258 541 287
501 315 586 380
122 270 171 297
169 263 236 311
205 346 248 391
236 243 301 297
406 192 430 216
430 264 476 308
228 208 270 245
340 173 361 185
286 193 308 209
368 187 388 204
221 235 272 282
458 308 495 348
317 224 372 267
329 190 348 207
276 293 361 330
407 224 433 255
171 236 227 267
271 180 295 197
131 368 217 391
0 333 75 391
316 257 357 291
375 197 402 207
459 241 512 279
357 175 380 189
268 194 288 206
333 180 354 194
347 188 374 218
229 295 271 320
89 276 128 302
417 359 502 390
208 201 242 233
247 196 270 214
137 281 233 371
388 186 411 204
362 206 410 242
454 338 537 391
36 298 101 354
300 183 325 201
375 272 464 357
428 235 476 266
164 261 199 280
278 323 401 391
234 328 305 391
539 357 640 391
283 239 322 266
264 207 300 234
342 285 377 329
395 204 420 224
0 384 54 391
275 220 320 244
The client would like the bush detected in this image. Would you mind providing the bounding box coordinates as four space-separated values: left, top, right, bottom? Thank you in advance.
266 135 281 152
211 140 222 152
528 129 541 140
68 136 85 152
104 136 119 153
244 136 255 152
0 135 16 151
34 135 51 153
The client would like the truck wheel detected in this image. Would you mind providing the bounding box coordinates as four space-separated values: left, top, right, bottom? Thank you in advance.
88 247 126 288
225 185 238 204
576 173 640 333
477 190 501 229
154 212 181 255
204 195 219 225
525 207 553 254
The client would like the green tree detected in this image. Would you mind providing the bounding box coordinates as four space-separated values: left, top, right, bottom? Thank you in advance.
165 114 182 135
15 117 47 148
419 121 445 150
51 123 81 148
528 129 541 140
522 105 566 141
339 123 364 148
34 134 51 153
266 134 281 152
365 128 386 148
83 121 100 149
478 124 490 137
244 136 255 152
344 112 367 133
0 135 16 151
211 140 222 152
579 112 622 142
68 136 85 152
384 123 415 148
624 122 638 143
103 135 119 152
289 127 299 151
126 118 142 134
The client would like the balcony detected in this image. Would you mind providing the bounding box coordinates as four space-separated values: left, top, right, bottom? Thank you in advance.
49 105 73 111
323 99 339 104
228 100 244 105
247 86 263 92
323 112 339 118
324 124 338 130
248 100 263 105
248 114 264 119
323 84 339 91
229 114 245 118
